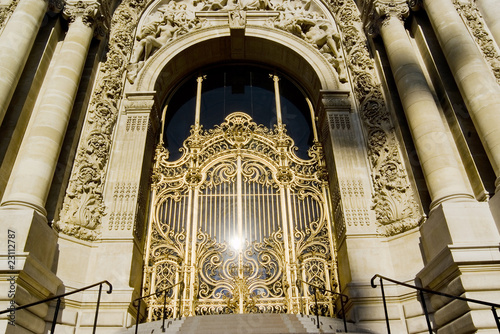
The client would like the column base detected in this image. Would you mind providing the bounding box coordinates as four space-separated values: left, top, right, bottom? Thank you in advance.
0 208 61 333
418 202 500 332
420 201 500 261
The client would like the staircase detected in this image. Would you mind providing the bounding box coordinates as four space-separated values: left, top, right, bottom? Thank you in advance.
123 313 375 333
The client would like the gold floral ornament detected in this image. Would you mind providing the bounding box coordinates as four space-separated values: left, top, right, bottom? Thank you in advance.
143 112 339 317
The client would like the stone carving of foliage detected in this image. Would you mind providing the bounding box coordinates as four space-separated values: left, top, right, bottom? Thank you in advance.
454 0 500 83
328 0 422 235
55 0 151 240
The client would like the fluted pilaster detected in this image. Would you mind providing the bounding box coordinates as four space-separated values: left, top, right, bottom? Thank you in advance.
1 0 100 215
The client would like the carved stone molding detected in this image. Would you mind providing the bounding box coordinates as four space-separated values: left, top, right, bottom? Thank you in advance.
329 0 422 236
63 0 100 27
320 91 352 113
453 0 500 83
56 0 151 241
126 0 348 83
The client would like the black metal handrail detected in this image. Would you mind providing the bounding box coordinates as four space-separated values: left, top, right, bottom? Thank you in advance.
0 280 113 334
133 281 184 334
371 274 500 333
297 278 349 333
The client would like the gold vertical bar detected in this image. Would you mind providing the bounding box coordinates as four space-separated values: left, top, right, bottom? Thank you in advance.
190 185 200 315
195 75 204 127
205 190 209 236
252 180 256 241
172 197 178 231
240 177 244 243
257 182 261 242
183 188 193 310
209 186 213 237
305 196 312 228
225 183 229 243
271 185 275 232
306 97 318 142
271 74 282 127
237 157 243 246
292 193 298 230
266 184 270 238
159 104 168 145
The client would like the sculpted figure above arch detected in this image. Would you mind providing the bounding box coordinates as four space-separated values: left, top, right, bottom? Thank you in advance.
126 0 347 82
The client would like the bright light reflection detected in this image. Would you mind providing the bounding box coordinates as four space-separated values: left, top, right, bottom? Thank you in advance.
230 236 243 251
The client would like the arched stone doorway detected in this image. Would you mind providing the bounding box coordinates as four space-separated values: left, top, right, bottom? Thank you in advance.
124 13 345 316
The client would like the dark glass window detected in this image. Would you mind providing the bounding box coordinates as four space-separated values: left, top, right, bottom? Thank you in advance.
165 65 312 160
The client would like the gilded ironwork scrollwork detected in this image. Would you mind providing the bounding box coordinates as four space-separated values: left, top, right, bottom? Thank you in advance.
143 112 338 319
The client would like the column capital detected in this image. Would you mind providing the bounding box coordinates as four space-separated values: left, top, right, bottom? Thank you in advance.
63 0 100 27
363 0 410 36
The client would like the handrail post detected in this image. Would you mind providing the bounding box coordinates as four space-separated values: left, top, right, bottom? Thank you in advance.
161 290 167 332
135 299 141 334
313 286 320 329
419 290 433 334
92 283 103 334
379 278 391 334
51 297 61 334
491 306 500 331
341 295 347 333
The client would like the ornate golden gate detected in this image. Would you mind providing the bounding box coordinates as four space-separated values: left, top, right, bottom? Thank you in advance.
144 111 338 319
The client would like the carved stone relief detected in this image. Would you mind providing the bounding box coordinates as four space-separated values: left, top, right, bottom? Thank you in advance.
266 1 347 82
453 0 500 83
329 0 422 236
56 0 151 240
126 0 348 83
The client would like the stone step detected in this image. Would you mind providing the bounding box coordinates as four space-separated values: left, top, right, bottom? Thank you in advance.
122 313 376 334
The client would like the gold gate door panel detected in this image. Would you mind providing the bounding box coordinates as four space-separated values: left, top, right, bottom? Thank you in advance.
145 112 339 318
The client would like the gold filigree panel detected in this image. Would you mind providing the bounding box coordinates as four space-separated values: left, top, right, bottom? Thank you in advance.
144 112 338 318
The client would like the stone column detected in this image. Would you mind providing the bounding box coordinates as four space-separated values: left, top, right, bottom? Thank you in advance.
0 0 48 126
0 0 99 214
374 1 474 209
476 0 500 49
366 2 500 331
422 0 500 192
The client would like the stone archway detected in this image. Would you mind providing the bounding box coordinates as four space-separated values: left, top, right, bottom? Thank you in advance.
53 0 424 328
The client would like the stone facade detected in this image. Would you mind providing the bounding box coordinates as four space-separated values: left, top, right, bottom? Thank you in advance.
1 0 500 332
